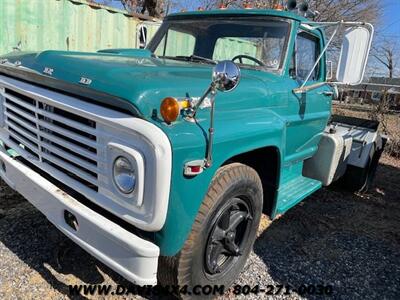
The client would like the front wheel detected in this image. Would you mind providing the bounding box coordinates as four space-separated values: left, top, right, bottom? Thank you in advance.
158 163 263 298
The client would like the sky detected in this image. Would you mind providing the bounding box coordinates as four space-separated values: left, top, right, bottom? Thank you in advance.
101 0 400 78
369 0 400 77
379 0 400 40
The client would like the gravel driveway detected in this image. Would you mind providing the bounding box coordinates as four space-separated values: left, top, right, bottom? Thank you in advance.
1 155 400 299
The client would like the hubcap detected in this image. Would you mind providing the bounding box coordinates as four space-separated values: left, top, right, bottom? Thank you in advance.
205 197 253 275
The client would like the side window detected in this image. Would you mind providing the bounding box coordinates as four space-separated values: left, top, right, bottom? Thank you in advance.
295 31 321 82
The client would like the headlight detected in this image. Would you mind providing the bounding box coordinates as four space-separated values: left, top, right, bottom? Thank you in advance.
113 156 136 194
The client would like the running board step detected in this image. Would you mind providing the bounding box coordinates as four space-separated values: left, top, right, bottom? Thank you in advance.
275 176 321 215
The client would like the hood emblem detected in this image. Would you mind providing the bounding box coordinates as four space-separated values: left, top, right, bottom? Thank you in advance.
43 67 54 76
79 77 92 85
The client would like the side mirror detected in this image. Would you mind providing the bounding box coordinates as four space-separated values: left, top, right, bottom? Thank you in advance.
186 61 240 169
336 25 374 85
212 61 241 92
137 25 148 49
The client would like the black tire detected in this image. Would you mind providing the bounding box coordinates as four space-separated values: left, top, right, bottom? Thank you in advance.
158 163 263 299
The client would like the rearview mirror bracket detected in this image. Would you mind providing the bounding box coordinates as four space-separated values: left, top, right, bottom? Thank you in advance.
293 21 374 94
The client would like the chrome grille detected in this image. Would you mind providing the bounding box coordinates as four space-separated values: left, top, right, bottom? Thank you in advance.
3 88 99 191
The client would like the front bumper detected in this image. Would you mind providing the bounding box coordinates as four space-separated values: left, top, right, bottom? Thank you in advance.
0 146 159 286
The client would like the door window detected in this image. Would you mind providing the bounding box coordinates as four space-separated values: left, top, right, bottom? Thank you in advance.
295 31 321 82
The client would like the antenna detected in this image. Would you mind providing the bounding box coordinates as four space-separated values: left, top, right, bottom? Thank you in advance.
287 0 297 10
298 1 309 14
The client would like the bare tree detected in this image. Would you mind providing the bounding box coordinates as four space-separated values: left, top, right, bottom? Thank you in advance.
367 40 398 148
95 0 163 17
178 0 379 23
310 0 379 23
372 40 397 79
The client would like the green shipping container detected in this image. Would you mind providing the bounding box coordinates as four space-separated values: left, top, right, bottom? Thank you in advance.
0 0 161 55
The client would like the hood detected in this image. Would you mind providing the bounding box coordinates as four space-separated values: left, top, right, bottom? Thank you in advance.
0 50 281 119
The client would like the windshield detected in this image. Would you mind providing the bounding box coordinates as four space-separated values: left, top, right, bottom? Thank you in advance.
148 17 290 72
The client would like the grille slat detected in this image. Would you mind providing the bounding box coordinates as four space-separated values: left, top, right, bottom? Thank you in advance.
6 127 39 155
5 92 97 136
7 124 39 150
5 111 98 161
38 108 97 136
5 110 37 130
39 131 98 161
4 103 37 123
4 93 36 114
5 101 97 148
40 152 98 185
37 119 98 148
2 88 100 191
7 116 37 138
41 142 98 174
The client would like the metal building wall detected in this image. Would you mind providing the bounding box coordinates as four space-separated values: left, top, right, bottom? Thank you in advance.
0 0 161 55
213 37 258 62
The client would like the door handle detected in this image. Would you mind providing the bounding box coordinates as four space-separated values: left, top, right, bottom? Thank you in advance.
319 90 333 96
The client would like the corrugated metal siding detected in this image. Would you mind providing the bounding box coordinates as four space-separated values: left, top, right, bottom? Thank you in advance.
155 29 196 57
0 0 161 55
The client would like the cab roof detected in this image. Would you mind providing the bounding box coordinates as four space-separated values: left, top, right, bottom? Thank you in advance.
167 9 308 23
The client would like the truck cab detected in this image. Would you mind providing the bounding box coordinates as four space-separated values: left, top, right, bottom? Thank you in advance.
0 6 383 297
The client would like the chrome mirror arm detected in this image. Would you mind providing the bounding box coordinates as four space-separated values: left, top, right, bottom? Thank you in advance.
185 82 217 168
185 60 240 169
295 23 341 94
205 89 217 168
189 82 216 119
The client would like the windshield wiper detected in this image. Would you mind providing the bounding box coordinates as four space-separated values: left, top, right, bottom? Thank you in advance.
163 55 217 65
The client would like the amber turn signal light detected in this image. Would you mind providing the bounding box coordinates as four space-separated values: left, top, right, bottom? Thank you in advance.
160 97 180 124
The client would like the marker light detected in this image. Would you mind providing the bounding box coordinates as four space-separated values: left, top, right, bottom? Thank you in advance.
243 2 252 9
273 4 285 10
160 97 180 124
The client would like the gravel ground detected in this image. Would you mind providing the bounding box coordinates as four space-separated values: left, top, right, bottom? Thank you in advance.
1 155 400 300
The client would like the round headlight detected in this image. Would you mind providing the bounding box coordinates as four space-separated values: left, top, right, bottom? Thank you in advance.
113 156 136 194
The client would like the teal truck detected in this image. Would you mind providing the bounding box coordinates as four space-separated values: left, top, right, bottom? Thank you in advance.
0 4 386 296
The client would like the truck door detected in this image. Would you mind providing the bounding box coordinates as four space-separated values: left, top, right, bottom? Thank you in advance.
284 29 331 163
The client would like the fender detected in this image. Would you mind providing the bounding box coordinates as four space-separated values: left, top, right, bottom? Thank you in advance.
155 107 286 256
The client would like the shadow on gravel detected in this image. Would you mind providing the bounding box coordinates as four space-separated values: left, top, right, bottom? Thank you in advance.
254 161 400 299
1 159 400 299
0 182 138 299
